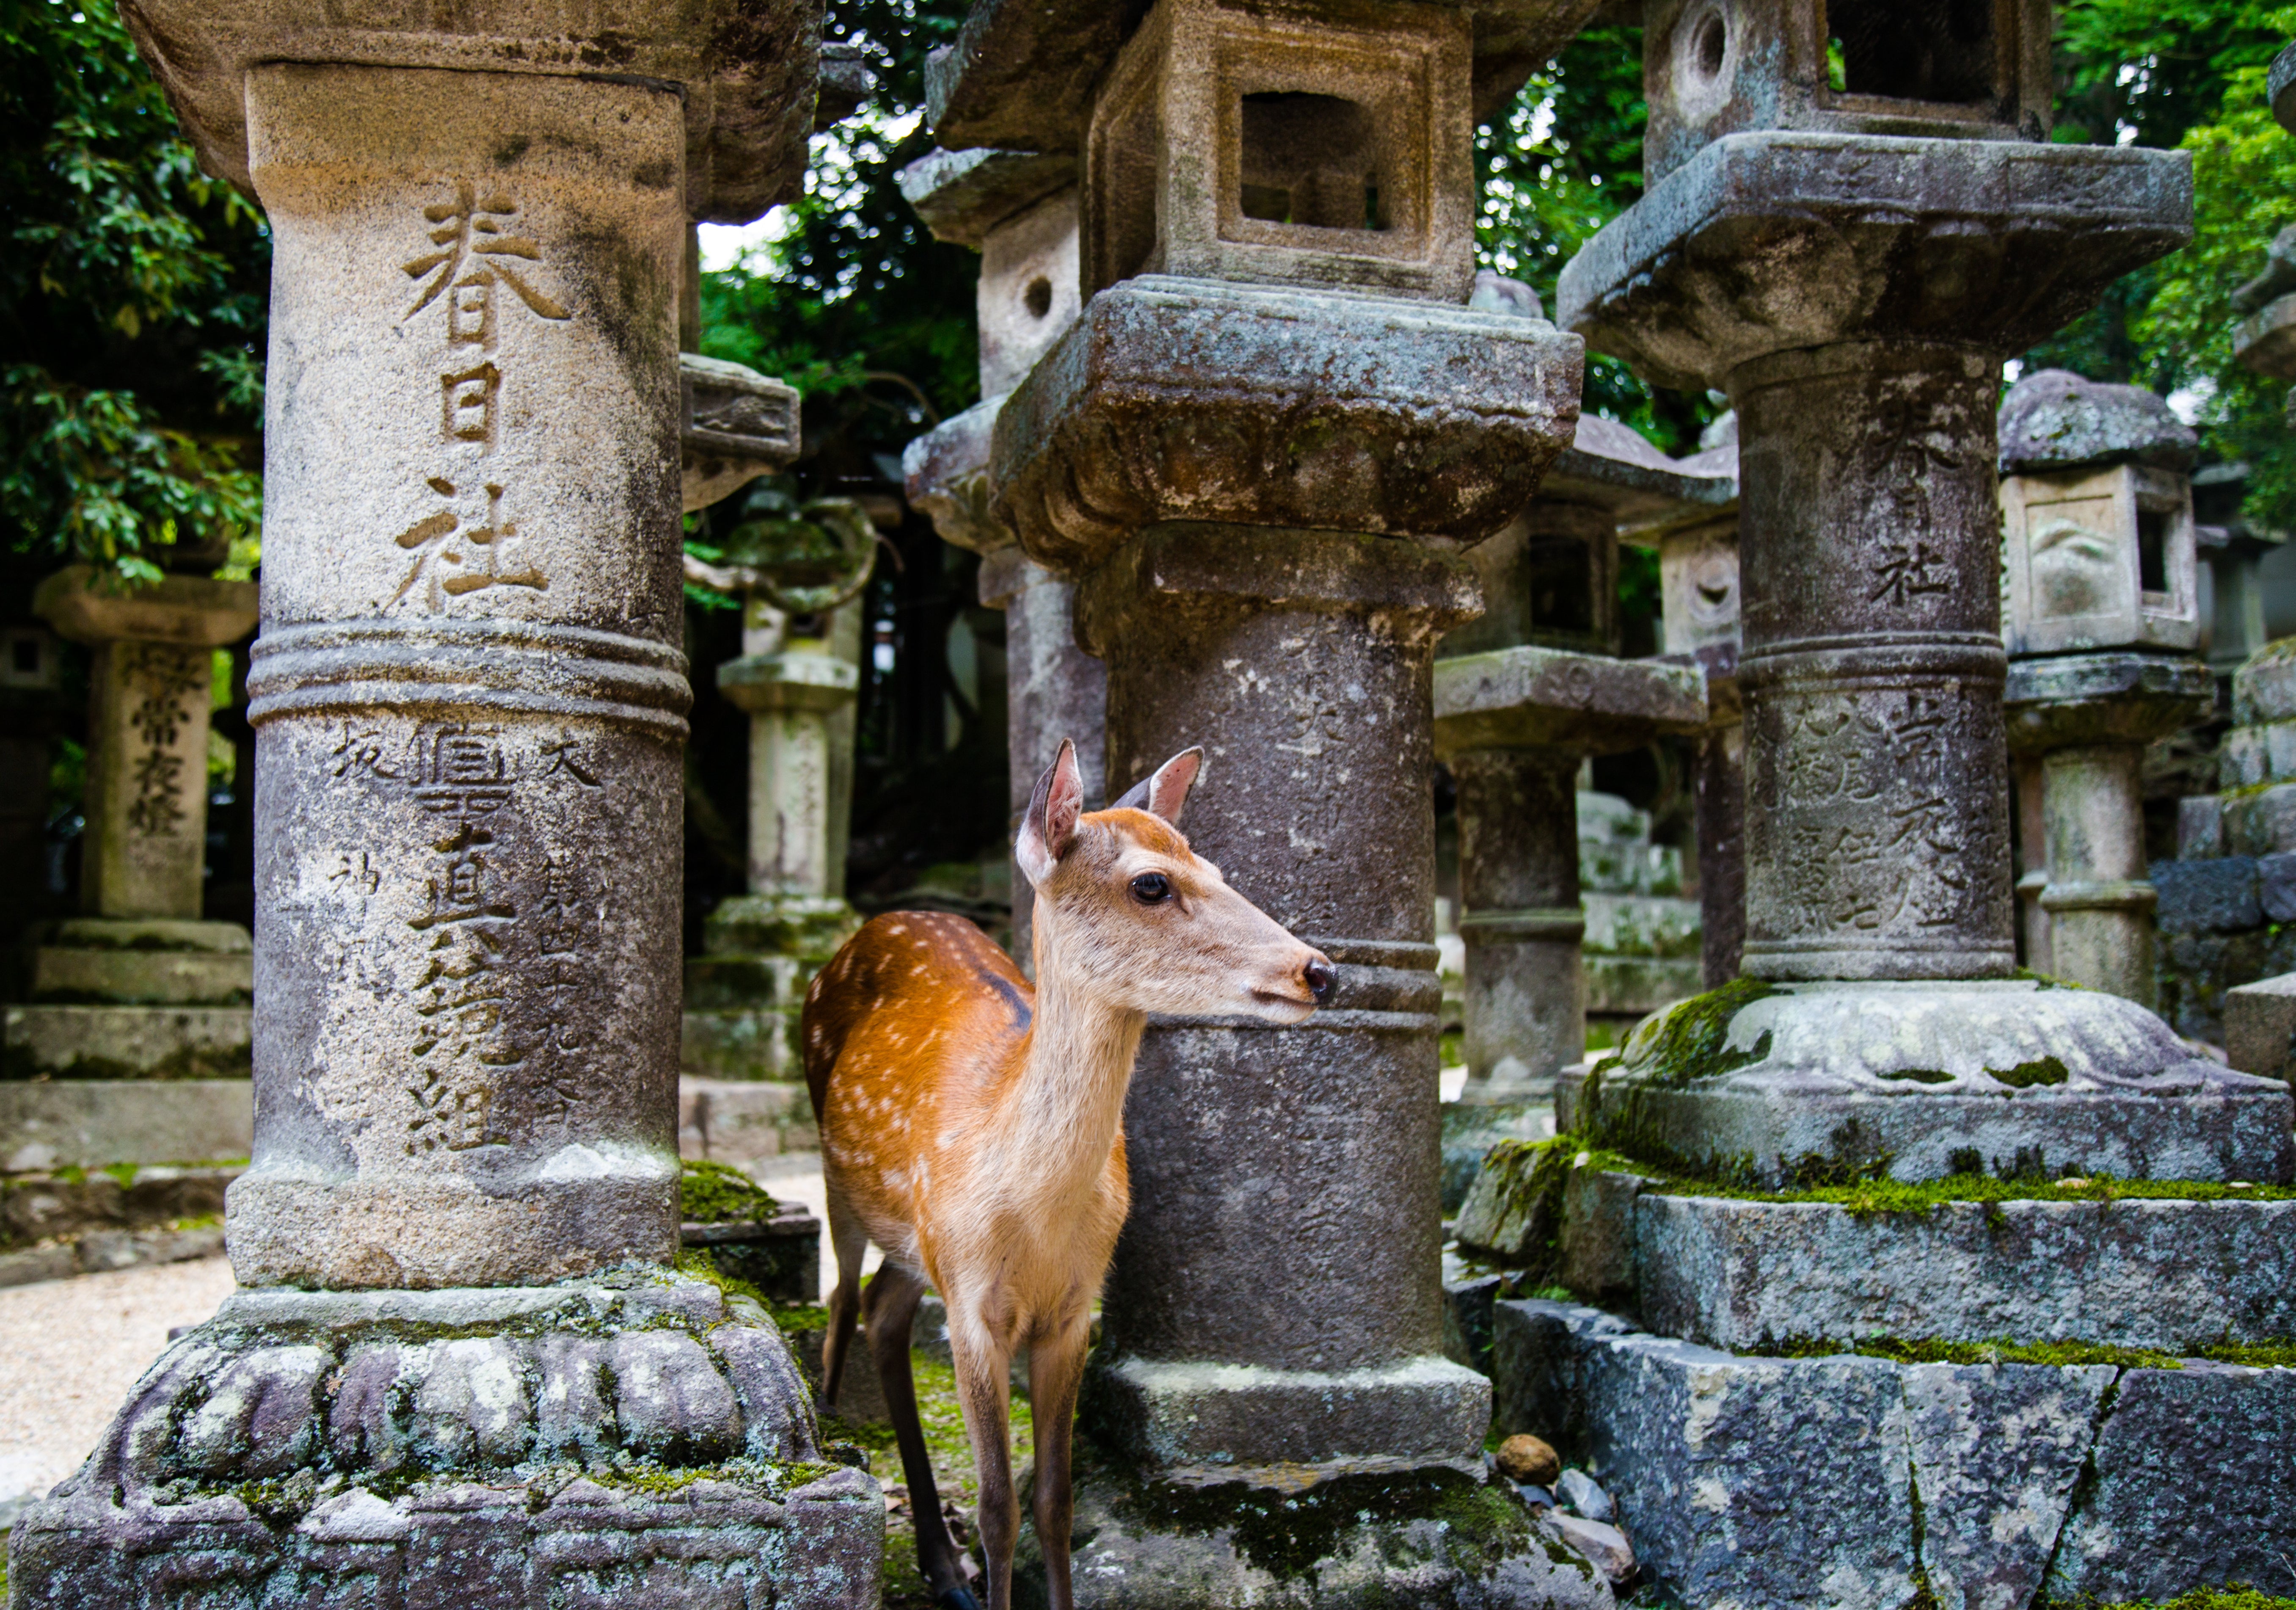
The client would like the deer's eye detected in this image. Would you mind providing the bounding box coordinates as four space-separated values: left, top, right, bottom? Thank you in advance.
1130 873 1172 904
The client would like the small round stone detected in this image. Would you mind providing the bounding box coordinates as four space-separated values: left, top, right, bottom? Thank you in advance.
1496 1433 1560 1486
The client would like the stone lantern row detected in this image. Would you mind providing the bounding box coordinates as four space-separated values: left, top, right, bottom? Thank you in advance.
11 1 2292 1607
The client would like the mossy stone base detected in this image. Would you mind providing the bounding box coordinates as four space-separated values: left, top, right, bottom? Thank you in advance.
5 1272 885 1609
1013 1449 1615 1610
1440 1100 1552 1215
701 894 859 961
1566 979 2293 1185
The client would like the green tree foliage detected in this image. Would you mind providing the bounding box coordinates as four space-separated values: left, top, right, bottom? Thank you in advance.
0 0 268 580
696 0 979 488
1475 26 1720 458
2024 2 2296 530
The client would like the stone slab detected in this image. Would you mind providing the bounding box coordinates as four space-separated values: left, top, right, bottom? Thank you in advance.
2234 290 2296 381
896 145 1075 247
27 946 253 1006
2223 780 2296 856
1 1163 234 1244
2001 651 2213 752
1016 1452 1618 1610
0 1224 226 1289
114 0 819 226
676 1075 817 1165
0 1077 250 1173
992 274 1582 574
1629 1192 2296 1353
1490 1298 2296 1610
2221 715 2296 788
2236 638 2296 725
1089 1354 1491 1471
1582 956 1701 1018
6 1274 885 1609
2 1005 252 1084
1558 133 2192 391
1569 980 2293 1185
1433 648 1707 757
2153 855 2263 933
2227 971 2296 1080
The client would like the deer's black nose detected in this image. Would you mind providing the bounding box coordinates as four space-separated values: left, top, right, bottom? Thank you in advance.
1304 958 1336 1002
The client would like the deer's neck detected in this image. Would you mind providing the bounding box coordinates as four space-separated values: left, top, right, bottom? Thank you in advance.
990 947 1143 1198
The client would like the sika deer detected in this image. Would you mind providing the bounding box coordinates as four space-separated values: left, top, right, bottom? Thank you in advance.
802 739 1334 1610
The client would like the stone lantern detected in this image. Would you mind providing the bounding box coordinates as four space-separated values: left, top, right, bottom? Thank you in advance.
7 6 883 1604
1434 392 1727 1185
1640 0 2056 185
935 0 1601 1602
1485 14 2296 1605
900 144 1106 960
1998 369 2212 1003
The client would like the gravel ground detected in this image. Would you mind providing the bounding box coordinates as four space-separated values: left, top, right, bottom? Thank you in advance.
0 1255 234 1524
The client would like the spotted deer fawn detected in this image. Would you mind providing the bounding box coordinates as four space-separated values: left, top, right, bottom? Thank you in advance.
802 739 1334 1610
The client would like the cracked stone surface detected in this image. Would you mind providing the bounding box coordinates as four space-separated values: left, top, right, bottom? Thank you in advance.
1489 1298 2296 1610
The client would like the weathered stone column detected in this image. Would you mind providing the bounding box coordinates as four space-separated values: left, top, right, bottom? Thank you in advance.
17 572 257 1057
1436 406 1728 1113
8 11 881 1604
901 147 1104 957
1653 506 1747 986
965 0 1596 1593
1557 124 2287 1183
1998 369 2213 1004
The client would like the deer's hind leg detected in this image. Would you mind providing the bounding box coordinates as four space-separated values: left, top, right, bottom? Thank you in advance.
819 1188 868 1410
867 1262 982 1610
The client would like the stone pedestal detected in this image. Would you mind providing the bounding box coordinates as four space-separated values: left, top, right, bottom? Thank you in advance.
8 14 879 1605
6 570 260 1165
994 268 1601 1604
2004 654 2211 1003
1435 650 1706 1108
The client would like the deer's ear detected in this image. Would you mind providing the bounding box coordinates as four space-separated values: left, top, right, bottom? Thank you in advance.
1017 739 1083 888
1112 746 1204 827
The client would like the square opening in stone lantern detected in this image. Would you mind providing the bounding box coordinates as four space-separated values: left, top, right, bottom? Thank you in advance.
1083 0 1475 301
2002 464 2200 657
1640 0 2054 184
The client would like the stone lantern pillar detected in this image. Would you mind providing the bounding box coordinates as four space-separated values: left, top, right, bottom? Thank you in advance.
1553 0 2287 1187
1453 14 2296 1606
1432 400 1725 1195
7 9 882 1604
13 571 257 1066
1651 495 1747 986
900 146 1105 959
944 1 1603 1601
1997 369 2213 1004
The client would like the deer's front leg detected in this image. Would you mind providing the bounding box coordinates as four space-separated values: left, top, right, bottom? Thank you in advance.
948 1310 1018 1610
1027 1303 1092 1610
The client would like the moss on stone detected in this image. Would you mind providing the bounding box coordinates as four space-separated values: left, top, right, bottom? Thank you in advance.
678 1158 780 1225
1604 978 1778 1089
2047 1591 2296 1610
1992 1056 2070 1088
1772 1335 2188 1370
1105 1456 1590 1591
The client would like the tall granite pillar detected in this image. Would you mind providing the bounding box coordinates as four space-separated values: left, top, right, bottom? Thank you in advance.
8 11 882 1604
963 1 1601 1599
900 147 1103 957
1555 121 2286 1184
1998 369 2213 1004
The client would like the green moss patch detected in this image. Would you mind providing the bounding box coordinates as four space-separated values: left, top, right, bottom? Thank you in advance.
1601 978 1778 1089
2047 1590 2296 1610
1106 1456 1586 1588
678 1158 780 1225
1772 1335 2188 1370
1992 1056 2070 1088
